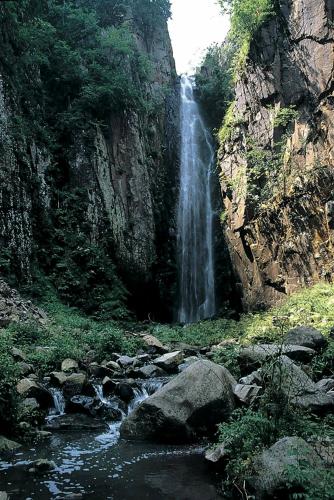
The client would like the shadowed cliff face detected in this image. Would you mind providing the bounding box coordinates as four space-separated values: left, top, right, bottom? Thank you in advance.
0 4 179 320
220 0 334 311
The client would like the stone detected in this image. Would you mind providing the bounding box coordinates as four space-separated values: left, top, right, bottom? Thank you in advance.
154 351 184 373
205 443 227 465
21 397 40 410
115 382 135 403
16 378 53 409
11 347 26 361
0 492 8 500
239 369 262 386
233 384 262 405
102 376 116 395
239 344 316 369
50 371 68 387
62 373 87 399
141 334 168 353
104 360 121 372
117 355 135 368
28 459 56 473
17 361 34 377
0 436 21 453
284 326 327 350
315 378 334 393
45 414 109 432
88 363 108 378
252 437 322 498
120 360 236 442
270 356 334 414
131 364 166 379
61 358 78 373
178 356 200 372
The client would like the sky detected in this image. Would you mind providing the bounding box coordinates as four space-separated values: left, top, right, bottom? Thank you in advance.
168 0 230 75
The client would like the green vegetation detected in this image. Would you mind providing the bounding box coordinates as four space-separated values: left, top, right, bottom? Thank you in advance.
219 0 275 74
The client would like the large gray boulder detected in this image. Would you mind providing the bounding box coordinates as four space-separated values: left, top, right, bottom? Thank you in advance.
284 326 327 350
252 437 322 499
239 343 316 369
120 360 236 442
268 356 334 414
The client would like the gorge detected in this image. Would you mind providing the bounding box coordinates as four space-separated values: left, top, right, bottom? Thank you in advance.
1 0 334 498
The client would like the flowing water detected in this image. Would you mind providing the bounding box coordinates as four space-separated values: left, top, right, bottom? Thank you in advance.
0 378 222 499
177 75 216 324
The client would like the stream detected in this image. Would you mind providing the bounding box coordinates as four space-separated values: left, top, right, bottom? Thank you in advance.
0 378 222 499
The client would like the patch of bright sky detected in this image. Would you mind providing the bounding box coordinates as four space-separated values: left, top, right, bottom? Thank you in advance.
168 0 230 75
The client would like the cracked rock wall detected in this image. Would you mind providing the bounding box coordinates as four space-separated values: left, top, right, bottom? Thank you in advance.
220 0 334 310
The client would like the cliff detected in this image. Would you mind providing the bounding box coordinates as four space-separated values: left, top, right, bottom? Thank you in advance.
220 0 334 310
0 1 179 320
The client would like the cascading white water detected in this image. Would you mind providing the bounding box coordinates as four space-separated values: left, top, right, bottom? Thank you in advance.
177 75 216 324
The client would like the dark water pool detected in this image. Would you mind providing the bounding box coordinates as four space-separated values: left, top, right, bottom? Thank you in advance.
0 423 222 499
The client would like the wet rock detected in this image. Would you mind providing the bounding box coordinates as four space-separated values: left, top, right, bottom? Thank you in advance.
28 459 56 473
239 344 315 369
16 378 53 409
21 397 40 411
120 360 236 442
102 376 117 395
50 371 68 387
284 326 327 350
61 358 78 373
0 492 8 500
88 363 108 378
205 443 227 465
62 373 87 399
233 384 262 405
45 414 108 432
132 354 151 367
315 378 334 393
0 436 21 453
154 351 184 373
252 437 322 498
116 382 135 403
141 334 168 354
66 395 96 415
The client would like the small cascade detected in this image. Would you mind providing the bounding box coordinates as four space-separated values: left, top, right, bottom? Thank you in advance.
49 388 65 417
127 378 165 414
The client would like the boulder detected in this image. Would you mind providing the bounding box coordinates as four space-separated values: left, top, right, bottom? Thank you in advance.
45 414 108 432
239 369 262 386
131 364 166 379
11 347 26 361
17 361 34 377
141 334 168 354
61 358 78 373
0 492 8 500
104 360 121 372
154 351 184 373
178 356 200 372
16 378 53 409
50 371 68 387
115 382 135 403
315 378 334 393
205 443 227 465
252 437 322 499
233 384 262 405
62 373 87 399
120 360 236 442
28 459 56 473
88 363 108 378
21 397 40 411
284 326 327 350
268 356 334 414
117 355 135 368
66 395 122 421
239 344 315 369
102 376 116 395
0 436 21 453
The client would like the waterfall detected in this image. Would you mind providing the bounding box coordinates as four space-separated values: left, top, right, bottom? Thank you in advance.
177 75 216 324
49 388 65 416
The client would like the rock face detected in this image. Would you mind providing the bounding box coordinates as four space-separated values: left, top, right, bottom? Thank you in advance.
0 4 179 321
220 0 334 310
120 360 236 442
